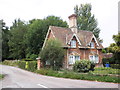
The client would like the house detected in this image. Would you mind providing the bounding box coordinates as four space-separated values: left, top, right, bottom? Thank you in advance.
42 14 103 69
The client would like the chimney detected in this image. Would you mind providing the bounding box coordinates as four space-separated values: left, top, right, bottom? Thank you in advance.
68 14 77 33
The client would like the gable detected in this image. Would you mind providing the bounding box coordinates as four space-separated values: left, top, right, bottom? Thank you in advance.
88 35 99 47
68 34 81 46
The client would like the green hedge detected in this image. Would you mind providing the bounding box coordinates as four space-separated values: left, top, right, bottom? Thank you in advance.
110 64 120 69
18 61 37 72
2 60 18 66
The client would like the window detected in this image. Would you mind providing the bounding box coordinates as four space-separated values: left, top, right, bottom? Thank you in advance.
89 55 99 63
90 42 94 48
71 40 76 48
69 55 80 64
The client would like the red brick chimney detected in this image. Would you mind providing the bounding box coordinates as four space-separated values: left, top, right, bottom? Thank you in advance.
68 14 77 33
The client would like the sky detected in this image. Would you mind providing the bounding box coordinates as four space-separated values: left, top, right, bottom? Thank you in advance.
0 0 119 47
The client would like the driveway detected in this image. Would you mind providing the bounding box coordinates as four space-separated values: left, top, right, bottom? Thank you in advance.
0 65 119 89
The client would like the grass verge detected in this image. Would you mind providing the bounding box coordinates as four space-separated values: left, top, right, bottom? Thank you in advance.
35 68 120 83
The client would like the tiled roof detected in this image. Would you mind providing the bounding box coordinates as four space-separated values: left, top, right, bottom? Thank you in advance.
49 26 103 49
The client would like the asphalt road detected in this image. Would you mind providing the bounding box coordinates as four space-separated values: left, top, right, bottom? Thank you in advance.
0 65 119 89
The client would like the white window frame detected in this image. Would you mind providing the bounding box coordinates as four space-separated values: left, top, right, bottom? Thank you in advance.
89 55 99 63
71 40 76 48
69 55 80 64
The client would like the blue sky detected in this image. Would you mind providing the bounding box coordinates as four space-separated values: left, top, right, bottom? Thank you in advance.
0 0 119 47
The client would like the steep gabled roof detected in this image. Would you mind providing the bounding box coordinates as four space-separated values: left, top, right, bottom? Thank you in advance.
43 26 103 49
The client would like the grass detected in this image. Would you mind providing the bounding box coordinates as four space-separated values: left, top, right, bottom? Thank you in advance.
35 68 120 83
0 74 4 79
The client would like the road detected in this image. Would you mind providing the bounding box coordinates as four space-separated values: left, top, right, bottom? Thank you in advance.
0 65 119 89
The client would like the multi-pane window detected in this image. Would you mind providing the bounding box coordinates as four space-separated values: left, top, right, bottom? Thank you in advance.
69 55 80 64
71 40 76 48
89 55 99 63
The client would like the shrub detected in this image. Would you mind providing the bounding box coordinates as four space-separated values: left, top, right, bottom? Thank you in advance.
110 64 120 69
73 60 95 72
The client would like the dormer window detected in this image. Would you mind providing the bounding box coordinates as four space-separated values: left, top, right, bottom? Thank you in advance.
71 40 76 48
90 42 94 48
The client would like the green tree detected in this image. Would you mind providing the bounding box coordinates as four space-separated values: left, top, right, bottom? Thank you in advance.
40 39 64 70
26 16 68 57
8 19 28 59
2 25 10 60
74 3 100 39
108 33 120 64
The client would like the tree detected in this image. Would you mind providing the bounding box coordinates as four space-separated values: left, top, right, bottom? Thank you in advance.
108 33 120 64
40 39 64 70
25 16 68 57
0 20 10 61
8 19 28 59
74 4 100 39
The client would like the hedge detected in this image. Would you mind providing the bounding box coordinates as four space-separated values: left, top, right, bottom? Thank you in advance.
18 61 37 72
110 64 120 69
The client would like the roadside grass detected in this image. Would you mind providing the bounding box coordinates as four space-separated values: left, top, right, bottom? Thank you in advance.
35 68 120 83
0 74 4 79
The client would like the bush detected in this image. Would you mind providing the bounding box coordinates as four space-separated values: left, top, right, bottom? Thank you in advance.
73 60 95 72
110 64 120 69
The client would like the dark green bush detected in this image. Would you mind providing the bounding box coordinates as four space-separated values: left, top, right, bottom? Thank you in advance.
110 64 120 69
73 60 95 72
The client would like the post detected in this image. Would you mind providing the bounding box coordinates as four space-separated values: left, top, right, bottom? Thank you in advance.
36 57 41 70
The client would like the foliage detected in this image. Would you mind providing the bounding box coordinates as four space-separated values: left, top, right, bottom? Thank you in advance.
89 67 120 75
35 68 120 83
40 39 64 70
2 60 18 66
17 61 37 71
102 58 114 66
73 59 95 72
108 33 120 64
25 16 68 56
2 21 10 61
74 3 100 39
8 19 28 59
110 64 120 69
